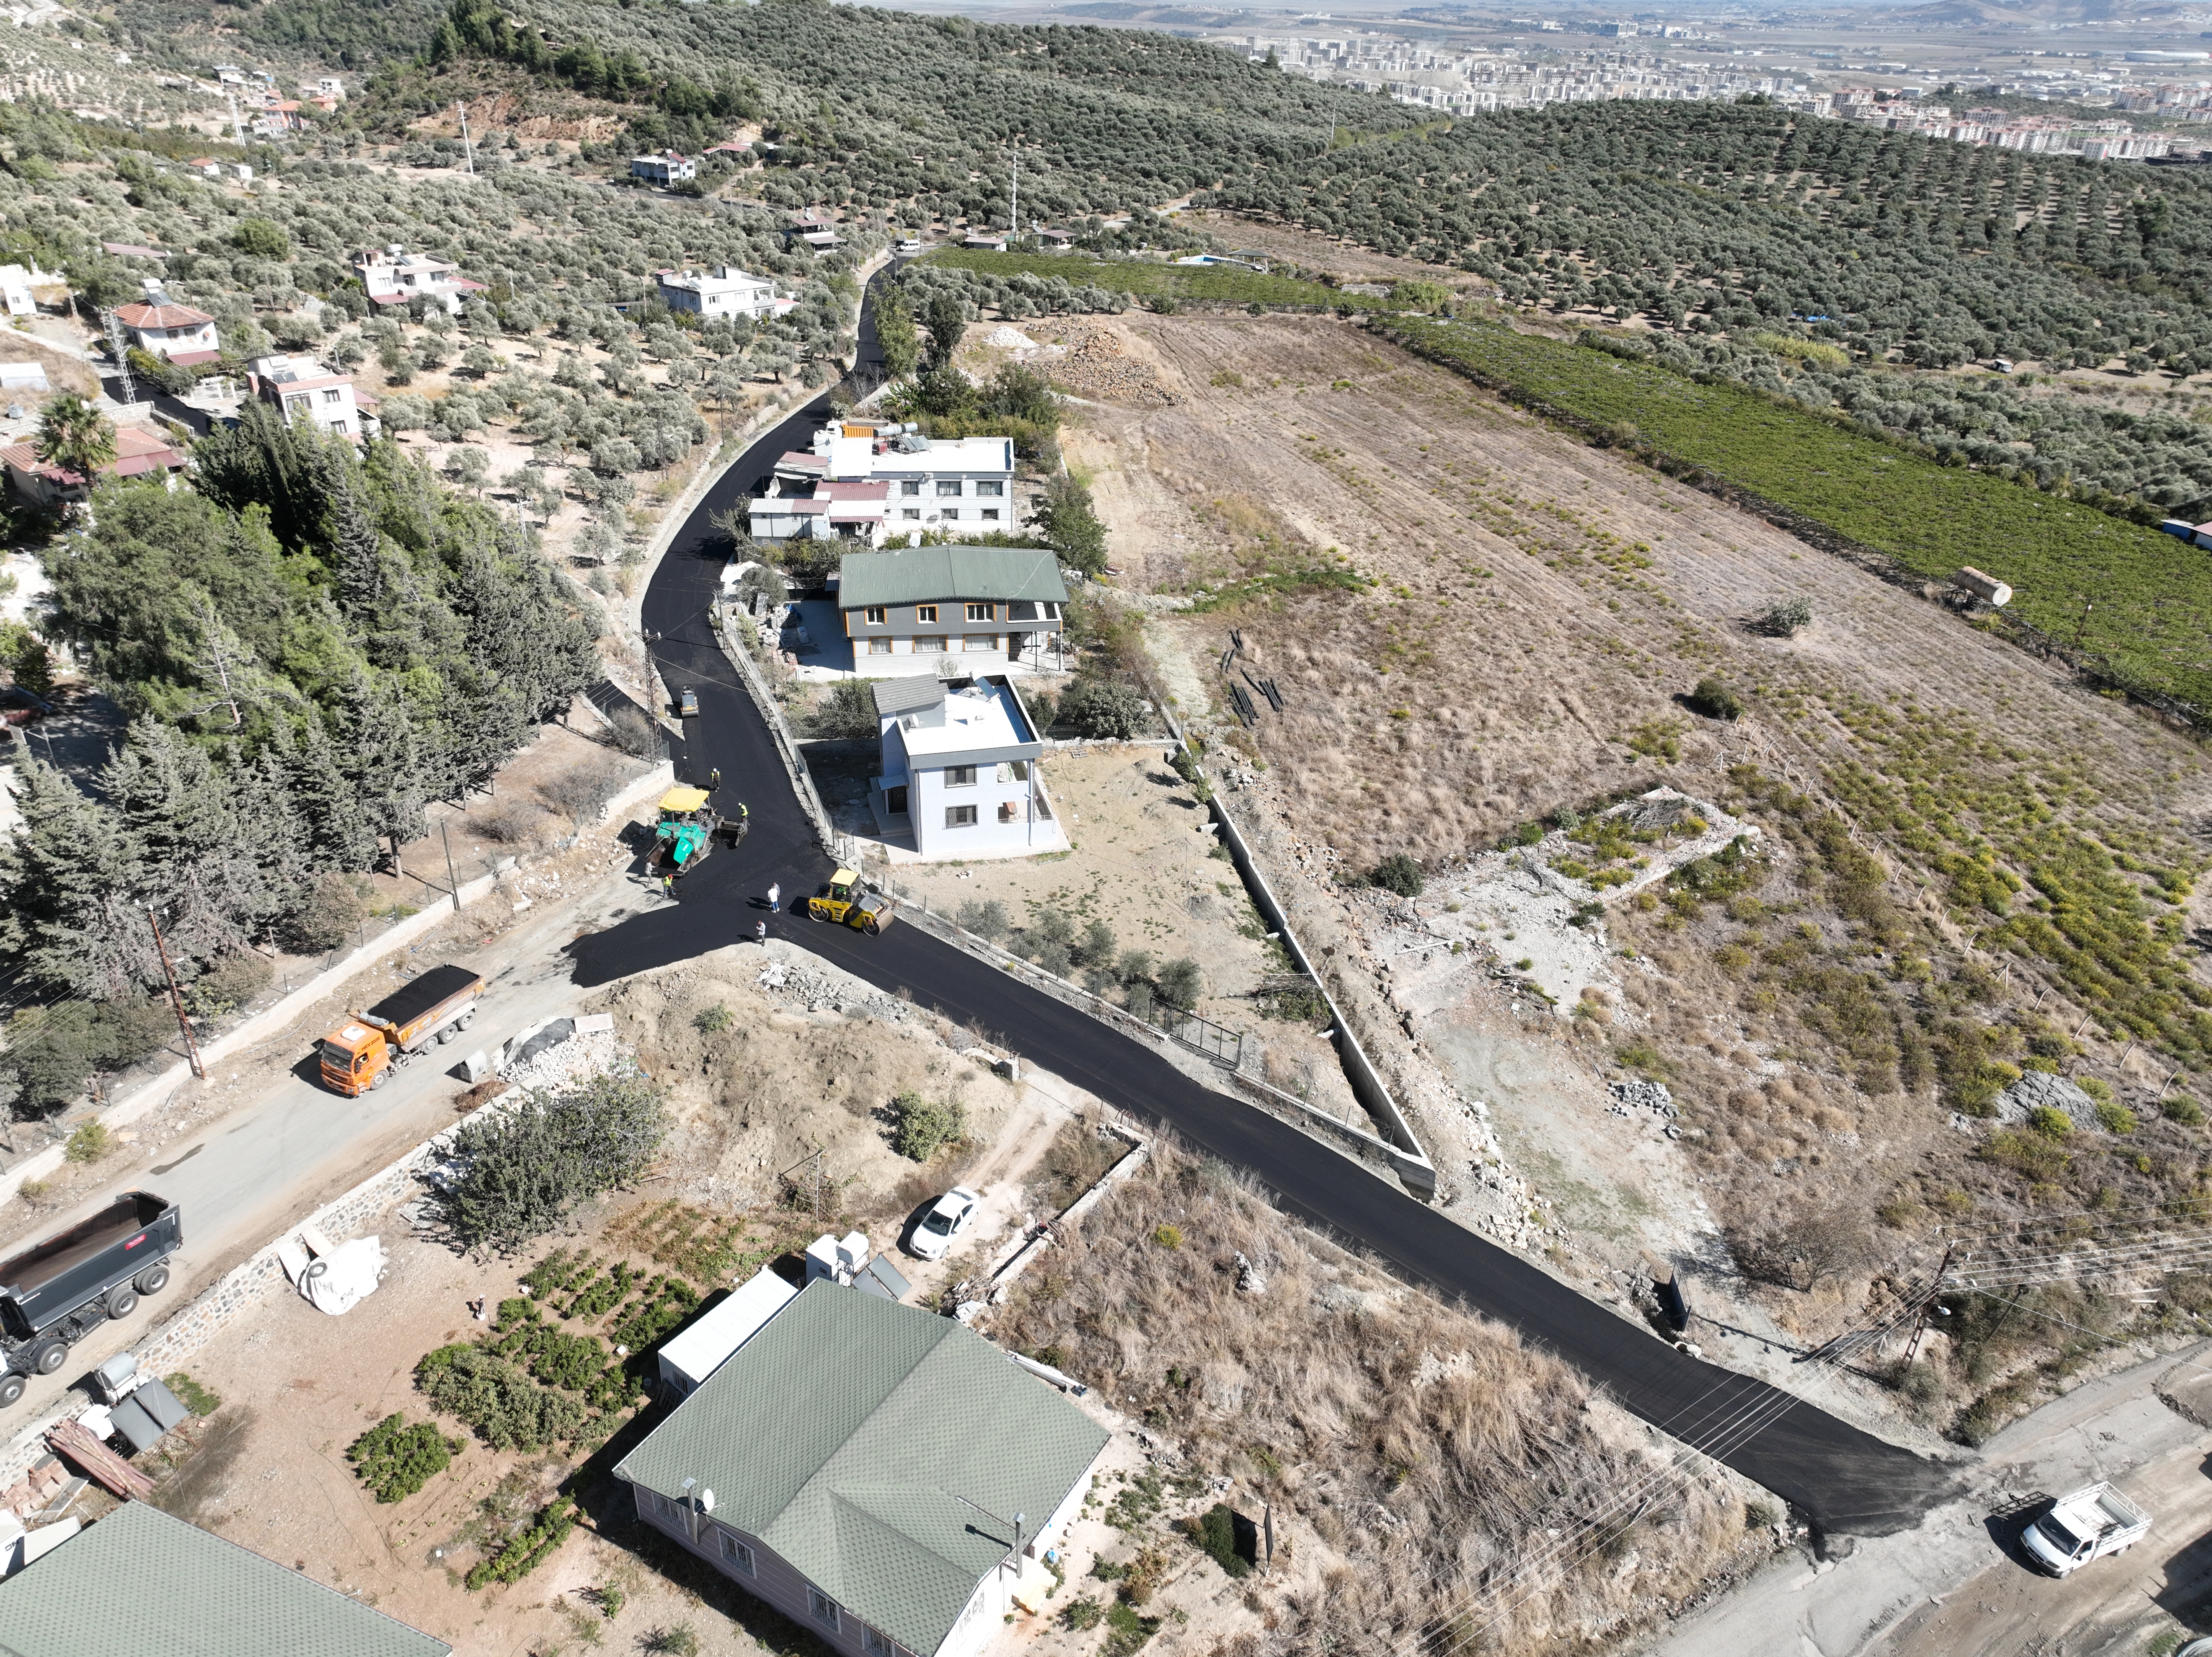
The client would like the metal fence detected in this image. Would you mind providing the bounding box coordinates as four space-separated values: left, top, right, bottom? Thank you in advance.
1170 1012 1243 1069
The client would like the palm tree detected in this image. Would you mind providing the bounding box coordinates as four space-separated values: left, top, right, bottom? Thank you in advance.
34 393 116 495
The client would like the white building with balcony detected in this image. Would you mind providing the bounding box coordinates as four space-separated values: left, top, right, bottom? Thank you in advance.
114 297 220 364
351 245 487 316
750 426 1018 544
868 674 1065 859
247 353 370 439
631 151 697 185
655 266 778 321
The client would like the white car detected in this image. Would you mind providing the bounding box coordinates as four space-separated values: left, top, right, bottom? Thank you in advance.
909 1187 981 1261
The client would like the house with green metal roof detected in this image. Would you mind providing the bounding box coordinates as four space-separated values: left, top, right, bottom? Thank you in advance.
615 1280 1109 1657
0 1499 452 1657
837 547 1069 679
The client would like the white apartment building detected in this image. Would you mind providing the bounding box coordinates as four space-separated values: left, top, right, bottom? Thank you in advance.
655 266 779 321
351 245 487 316
0 265 37 318
114 297 220 364
248 353 369 439
868 675 1065 859
631 151 697 185
750 426 1018 544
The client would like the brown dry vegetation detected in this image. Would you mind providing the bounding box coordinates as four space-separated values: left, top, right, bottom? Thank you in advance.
998 1123 1759 1655
1059 310 2212 1437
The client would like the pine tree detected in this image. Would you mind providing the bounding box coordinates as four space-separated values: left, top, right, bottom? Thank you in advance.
103 720 269 964
336 668 428 856
0 757 144 998
276 712 380 871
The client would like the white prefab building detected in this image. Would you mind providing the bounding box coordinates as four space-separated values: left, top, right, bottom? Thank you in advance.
656 1267 798 1400
869 676 1065 859
655 266 778 321
616 1281 1107 1657
248 353 369 439
0 266 36 317
632 151 697 185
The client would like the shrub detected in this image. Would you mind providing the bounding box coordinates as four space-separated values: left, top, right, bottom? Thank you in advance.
956 899 1011 944
891 1090 967 1161
2166 1096 2206 1126
809 677 882 739
1154 958 1202 1011
694 1004 732 1034
2026 1105 2073 1140
1751 597 1813 637
1077 918 1118 966
2095 1100 2138 1134
1686 676 1744 720
1371 853 1424 897
436 1073 669 1254
184 951 271 1020
1153 1223 1184 1250
415 1346 589 1452
1187 1503 1251 1577
639 1628 699 1657
1062 1598 1105 1631
465 1496 578 1591
348 1414 456 1503
1058 677 1147 739
64 1121 110 1163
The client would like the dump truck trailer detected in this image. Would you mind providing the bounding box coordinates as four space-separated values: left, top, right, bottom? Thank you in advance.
318 964 484 1096
0 1190 180 1406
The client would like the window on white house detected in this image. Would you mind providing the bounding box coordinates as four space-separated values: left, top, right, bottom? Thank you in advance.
965 602 992 622
902 508 921 520
945 804 978 828
998 800 1020 823
963 635 997 653
941 508 960 521
651 1492 675 1521
322 388 344 404
915 605 938 624
863 1627 895 1656
718 1531 755 1574
976 480 1004 497
902 480 922 496
945 766 976 787
981 508 1001 522
865 606 887 625
869 637 894 654
809 1589 841 1631
935 480 962 497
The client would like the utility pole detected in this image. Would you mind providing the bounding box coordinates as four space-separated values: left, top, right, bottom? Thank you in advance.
145 905 205 1080
457 102 477 176
440 818 462 912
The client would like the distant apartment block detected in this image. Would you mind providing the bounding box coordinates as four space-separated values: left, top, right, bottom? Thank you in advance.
631 151 697 185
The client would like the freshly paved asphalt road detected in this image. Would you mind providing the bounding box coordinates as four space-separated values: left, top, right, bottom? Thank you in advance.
566 331 1961 1537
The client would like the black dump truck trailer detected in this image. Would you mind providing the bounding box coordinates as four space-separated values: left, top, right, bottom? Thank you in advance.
0 1191 180 1407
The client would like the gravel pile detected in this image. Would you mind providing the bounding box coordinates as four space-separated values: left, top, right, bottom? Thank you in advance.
501 1029 630 1092
1607 1079 1677 1119
757 956 910 1022
1044 325 1177 406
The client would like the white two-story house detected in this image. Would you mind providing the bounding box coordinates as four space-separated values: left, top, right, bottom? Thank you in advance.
351 245 487 316
114 297 221 365
655 266 779 321
247 353 370 439
868 674 1064 859
749 426 1017 547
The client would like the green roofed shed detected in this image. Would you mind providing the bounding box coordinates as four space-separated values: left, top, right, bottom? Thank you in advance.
0 1500 452 1657
617 1280 1108 1657
837 547 1069 612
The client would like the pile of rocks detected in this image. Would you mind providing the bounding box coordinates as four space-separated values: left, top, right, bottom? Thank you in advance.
1045 325 1177 406
1995 1069 2105 1130
757 955 911 1023
1607 1079 1677 1120
501 1028 628 1093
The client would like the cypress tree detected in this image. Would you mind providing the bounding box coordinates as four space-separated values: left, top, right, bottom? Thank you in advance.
0 757 144 999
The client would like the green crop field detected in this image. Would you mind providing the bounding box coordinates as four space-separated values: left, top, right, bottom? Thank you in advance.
1377 317 2212 720
924 249 1350 310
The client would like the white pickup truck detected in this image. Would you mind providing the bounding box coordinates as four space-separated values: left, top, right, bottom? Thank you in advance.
2021 1483 2150 1577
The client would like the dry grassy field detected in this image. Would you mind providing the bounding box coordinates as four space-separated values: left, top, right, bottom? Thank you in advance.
1059 310 2212 1440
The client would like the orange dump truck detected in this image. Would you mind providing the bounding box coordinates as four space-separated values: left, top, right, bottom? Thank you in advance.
318 964 485 1096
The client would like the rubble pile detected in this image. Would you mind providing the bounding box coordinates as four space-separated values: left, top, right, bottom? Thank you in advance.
1606 1079 1677 1120
1044 325 1177 406
501 1028 628 1092
756 955 912 1023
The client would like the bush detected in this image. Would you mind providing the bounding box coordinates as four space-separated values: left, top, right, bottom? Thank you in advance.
1751 597 1813 638
1077 918 1118 966
956 899 1011 944
2026 1105 2073 1139
184 951 271 1020
695 1004 732 1033
349 1414 456 1503
465 1495 578 1591
436 1073 670 1254
1154 957 1202 1011
1062 1599 1105 1631
2095 1100 2138 1134
1057 677 1147 740
1371 853 1424 897
1187 1503 1251 1577
286 872 370 953
415 1345 590 1451
891 1091 966 1161
1153 1223 1184 1250
1686 676 1744 720
64 1121 110 1163
809 678 882 740
2166 1096 2205 1126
